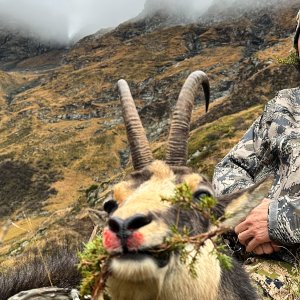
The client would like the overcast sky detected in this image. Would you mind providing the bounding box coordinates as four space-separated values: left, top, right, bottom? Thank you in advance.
0 0 146 43
0 0 285 44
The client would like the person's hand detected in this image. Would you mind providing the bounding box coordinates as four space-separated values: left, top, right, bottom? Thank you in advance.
235 198 280 254
252 242 281 255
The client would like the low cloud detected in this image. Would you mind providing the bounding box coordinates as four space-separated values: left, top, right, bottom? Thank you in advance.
0 0 145 44
143 0 213 17
143 0 288 20
0 0 289 45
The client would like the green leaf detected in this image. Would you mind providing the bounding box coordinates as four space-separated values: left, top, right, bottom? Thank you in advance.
77 235 108 296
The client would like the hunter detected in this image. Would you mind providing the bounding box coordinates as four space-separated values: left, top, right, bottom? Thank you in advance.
213 10 300 258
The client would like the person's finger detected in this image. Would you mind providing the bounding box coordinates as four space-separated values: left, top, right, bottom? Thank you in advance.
237 230 253 245
253 245 264 255
246 238 260 252
234 221 249 234
261 198 270 204
261 243 274 254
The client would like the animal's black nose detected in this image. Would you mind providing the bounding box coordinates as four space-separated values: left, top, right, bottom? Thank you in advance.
126 214 152 230
108 214 152 234
108 217 123 234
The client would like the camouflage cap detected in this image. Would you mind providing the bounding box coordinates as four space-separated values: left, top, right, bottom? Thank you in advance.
294 10 300 50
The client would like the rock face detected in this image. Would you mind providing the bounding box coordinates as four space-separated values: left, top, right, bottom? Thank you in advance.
63 0 299 129
0 24 64 70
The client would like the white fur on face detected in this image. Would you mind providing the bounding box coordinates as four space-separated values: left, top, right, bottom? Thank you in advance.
110 256 167 282
107 254 170 300
107 241 222 300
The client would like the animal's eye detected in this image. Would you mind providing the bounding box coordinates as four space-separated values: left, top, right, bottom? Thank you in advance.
103 199 118 214
193 190 212 202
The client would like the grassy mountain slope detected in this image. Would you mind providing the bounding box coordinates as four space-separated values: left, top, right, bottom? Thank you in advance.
0 2 299 265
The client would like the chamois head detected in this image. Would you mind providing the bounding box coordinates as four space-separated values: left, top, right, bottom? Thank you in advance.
102 71 217 279
100 71 260 300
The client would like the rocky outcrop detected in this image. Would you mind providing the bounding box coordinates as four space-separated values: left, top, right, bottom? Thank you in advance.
0 24 64 70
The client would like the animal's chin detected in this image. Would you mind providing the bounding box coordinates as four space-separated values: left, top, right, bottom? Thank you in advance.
110 249 172 282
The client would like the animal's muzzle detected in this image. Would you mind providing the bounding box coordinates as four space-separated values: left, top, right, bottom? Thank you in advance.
103 214 152 252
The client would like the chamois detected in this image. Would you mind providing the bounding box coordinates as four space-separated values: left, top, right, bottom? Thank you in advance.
101 71 258 300
1 71 259 299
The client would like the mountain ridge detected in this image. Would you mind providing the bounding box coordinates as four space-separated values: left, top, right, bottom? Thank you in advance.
0 0 299 270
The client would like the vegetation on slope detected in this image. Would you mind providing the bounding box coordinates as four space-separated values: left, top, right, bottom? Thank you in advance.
0 3 299 282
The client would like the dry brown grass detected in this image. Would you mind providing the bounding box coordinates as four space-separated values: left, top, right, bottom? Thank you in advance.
256 37 292 62
2 216 48 243
188 104 264 178
0 9 295 261
45 170 93 212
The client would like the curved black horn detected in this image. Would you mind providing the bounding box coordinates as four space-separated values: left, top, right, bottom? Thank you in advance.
165 71 210 166
118 79 154 170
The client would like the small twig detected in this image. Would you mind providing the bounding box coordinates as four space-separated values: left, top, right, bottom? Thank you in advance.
89 225 99 243
153 225 230 254
11 221 30 232
92 259 111 300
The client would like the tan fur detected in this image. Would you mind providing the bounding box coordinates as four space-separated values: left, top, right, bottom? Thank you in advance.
182 173 205 192
106 161 223 300
112 162 175 248
160 240 221 300
104 160 259 300
107 240 221 300
113 180 134 203
147 160 174 180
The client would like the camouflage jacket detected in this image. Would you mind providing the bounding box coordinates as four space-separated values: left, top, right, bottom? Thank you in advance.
212 88 300 245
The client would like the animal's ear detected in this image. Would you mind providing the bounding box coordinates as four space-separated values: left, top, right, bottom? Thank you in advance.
217 178 273 228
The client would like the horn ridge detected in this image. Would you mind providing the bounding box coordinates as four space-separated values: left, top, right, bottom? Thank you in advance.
118 79 154 170
165 71 210 166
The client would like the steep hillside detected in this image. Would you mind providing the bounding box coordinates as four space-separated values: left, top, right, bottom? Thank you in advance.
0 23 67 71
0 0 299 269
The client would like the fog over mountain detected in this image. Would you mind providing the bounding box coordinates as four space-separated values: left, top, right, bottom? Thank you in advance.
0 0 144 44
0 0 290 45
142 0 214 17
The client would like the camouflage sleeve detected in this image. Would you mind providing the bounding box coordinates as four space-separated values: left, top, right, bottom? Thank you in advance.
267 111 300 244
212 117 274 196
261 88 300 244
213 88 300 244
269 195 300 244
